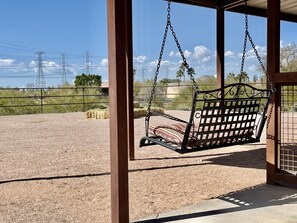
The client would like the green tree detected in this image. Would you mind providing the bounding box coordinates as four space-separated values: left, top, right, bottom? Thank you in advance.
237 71 249 82
176 62 186 85
176 62 195 85
196 75 216 91
74 73 102 87
280 42 297 72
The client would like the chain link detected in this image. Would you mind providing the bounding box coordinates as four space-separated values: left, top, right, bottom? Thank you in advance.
147 0 199 113
240 0 274 91
239 13 248 83
147 1 170 113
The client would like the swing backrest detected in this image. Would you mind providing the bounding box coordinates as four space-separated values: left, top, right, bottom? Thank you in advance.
188 83 272 149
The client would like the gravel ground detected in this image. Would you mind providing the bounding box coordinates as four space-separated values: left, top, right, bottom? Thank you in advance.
0 111 267 222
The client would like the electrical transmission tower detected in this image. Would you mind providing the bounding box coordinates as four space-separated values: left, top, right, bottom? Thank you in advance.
84 51 92 74
165 67 169 79
36 51 46 88
141 68 146 82
60 53 68 85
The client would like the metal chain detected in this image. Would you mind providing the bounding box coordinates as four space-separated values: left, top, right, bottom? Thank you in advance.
147 1 171 113
147 0 200 112
239 12 248 84
169 23 200 93
241 0 274 91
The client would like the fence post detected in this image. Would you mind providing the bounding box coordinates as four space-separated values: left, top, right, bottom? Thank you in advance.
40 88 43 113
82 87 85 112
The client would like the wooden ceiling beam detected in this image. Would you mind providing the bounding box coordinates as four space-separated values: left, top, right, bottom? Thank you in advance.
230 5 297 23
172 0 297 23
171 0 218 8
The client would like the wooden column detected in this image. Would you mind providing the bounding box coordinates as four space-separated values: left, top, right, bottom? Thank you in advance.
266 0 280 185
125 0 135 161
216 7 225 90
107 0 129 222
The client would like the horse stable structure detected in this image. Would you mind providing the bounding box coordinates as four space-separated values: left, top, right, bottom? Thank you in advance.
107 0 297 222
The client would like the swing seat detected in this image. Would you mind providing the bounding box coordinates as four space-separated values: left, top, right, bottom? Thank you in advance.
139 83 272 153
149 123 198 146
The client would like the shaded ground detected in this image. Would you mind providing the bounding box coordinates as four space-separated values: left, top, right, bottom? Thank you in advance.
0 111 267 222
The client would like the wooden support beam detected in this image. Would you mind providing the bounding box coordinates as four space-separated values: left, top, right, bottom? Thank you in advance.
216 7 225 90
125 0 135 161
273 72 297 84
107 0 129 222
266 0 280 185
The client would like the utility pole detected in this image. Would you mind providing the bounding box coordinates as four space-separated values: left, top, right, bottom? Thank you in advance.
166 67 169 79
85 51 91 74
60 52 68 85
141 68 146 82
36 51 46 88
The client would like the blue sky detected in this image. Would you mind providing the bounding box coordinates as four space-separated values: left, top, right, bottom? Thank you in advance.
0 0 296 87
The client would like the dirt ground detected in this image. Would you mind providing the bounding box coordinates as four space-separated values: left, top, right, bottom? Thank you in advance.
0 111 267 223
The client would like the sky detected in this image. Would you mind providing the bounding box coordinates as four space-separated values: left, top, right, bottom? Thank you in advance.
0 0 296 88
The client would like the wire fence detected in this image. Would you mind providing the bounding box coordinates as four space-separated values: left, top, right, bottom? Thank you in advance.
0 87 109 115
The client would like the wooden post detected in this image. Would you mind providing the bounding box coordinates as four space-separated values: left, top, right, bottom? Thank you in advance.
217 7 225 115
125 0 135 161
266 0 280 185
107 0 129 222
216 7 225 90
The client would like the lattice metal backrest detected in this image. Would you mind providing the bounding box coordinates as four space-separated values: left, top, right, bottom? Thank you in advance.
191 83 271 148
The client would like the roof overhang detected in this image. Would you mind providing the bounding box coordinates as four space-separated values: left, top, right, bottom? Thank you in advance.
171 0 297 22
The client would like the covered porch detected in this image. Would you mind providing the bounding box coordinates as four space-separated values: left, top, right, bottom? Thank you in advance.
107 0 297 222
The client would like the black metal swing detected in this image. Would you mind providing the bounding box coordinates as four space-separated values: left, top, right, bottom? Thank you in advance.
139 0 273 154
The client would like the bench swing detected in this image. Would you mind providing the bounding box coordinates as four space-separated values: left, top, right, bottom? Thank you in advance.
139 0 273 154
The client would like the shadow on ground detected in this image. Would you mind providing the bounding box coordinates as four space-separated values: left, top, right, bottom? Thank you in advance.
133 184 297 223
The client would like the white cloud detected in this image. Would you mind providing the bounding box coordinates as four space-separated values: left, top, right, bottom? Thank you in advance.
0 58 15 65
248 64 260 72
44 61 59 73
225 51 235 58
133 55 147 63
147 60 158 68
169 50 192 58
147 60 173 69
245 45 267 60
280 40 284 48
0 59 29 73
169 51 175 57
100 58 108 66
29 60 60 73
184 50 192 58
193 45 212 63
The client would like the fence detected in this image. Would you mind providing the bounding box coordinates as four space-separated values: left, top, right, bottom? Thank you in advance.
0 87 109 115
134 82 267 110
0 82 267 116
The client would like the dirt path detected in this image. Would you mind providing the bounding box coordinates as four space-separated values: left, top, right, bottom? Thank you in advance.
0 112 266 222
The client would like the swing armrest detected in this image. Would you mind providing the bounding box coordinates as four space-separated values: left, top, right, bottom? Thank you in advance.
150 111 188 124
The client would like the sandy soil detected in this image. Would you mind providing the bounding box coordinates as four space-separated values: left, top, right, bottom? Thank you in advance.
0 111 267 222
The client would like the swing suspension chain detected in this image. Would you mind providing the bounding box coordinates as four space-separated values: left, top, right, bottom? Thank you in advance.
147 3 170 113
168 13 199 93
147 0 199 113
240 1 274 91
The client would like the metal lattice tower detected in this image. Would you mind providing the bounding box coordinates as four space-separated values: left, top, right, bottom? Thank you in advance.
85 51 91 74
141 68 146 82
60 53 68 85
36 51 46 88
